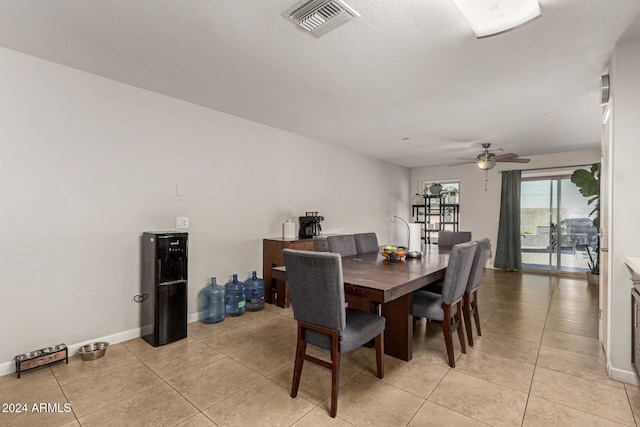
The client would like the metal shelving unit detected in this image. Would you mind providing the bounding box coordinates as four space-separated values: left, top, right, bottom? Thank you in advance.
411 195 459 245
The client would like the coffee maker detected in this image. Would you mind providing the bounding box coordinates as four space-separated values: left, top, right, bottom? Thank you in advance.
299 212 324 238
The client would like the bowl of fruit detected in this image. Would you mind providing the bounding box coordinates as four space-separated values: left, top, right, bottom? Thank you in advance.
379 245 407 261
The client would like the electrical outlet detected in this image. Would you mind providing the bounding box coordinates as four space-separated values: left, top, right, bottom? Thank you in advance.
176 216 189 229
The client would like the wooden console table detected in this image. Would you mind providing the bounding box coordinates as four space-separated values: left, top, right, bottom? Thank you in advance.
263 237 328 307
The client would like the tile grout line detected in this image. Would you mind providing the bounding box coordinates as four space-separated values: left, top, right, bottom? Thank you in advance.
186 323 333 424
116 339 207 426
53 343 161 423
47 365 82 425
519 275 558 426
622 385 640 426
525 277 633 425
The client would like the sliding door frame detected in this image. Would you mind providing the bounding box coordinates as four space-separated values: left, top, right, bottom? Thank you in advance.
521 172 582 276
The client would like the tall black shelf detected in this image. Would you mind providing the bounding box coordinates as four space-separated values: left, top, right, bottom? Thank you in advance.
411 195 460 245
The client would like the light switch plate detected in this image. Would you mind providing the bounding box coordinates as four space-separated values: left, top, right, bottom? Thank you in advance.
176 216 189 229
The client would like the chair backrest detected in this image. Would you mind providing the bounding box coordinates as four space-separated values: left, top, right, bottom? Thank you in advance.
327 235 357 257
354 232 379 254
441 241 477 305
438 231 472 249
467 238 491 293
282 249 346 332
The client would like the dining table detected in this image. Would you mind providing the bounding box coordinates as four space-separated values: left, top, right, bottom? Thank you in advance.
272 247 450 361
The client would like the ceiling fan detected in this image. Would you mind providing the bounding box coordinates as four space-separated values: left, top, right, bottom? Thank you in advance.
451 143 531 170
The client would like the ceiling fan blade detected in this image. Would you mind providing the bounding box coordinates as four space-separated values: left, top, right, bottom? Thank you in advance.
495 153 518 161
448 160 477 167
496 158 531 163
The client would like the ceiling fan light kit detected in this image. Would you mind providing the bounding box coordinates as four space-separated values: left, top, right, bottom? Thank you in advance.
448 142 531 189
452 0 541 38
472 143 530 170
477 154 497 170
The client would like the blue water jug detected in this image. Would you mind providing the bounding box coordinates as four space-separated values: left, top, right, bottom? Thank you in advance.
225 274 246 316
202 277 225 324
244 270 265 311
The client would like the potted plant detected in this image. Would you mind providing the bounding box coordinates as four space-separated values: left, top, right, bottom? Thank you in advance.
428 183 442 196
585 245 599 286
570 163 600 286
443 186 459 204
444 207 453 222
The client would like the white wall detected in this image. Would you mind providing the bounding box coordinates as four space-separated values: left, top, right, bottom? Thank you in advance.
411 148 600 259
608 36 640 383
0 47 410 371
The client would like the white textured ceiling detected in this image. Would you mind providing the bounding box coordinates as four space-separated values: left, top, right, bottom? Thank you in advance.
1 0 639 167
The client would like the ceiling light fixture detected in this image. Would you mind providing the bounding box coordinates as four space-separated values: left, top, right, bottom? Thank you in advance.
476 153 497 170
476 151 496 191
452 0 541 39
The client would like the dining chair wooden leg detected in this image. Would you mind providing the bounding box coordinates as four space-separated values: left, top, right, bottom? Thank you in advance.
375 333 384 379
330 332 340 418
463 292 475 346
471 290 482 338
441 304 455 368
454 301 466 355
291 324 306 398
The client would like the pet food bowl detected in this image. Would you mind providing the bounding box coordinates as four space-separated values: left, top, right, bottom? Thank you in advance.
16 350 43 361
77 342 109 361
42 344 67 354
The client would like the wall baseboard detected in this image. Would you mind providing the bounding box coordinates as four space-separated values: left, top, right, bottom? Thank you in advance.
1 312 203 378
608 362 640 386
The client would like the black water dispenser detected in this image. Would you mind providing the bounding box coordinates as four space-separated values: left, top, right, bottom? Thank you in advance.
141 232 188 347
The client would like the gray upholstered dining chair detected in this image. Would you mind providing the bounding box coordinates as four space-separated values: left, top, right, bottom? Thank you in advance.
412 241 477 368
327 235 357 257
437 231 472 249
282 249 385 418
463 238 491 346
421 238 492 346
354 232 379 254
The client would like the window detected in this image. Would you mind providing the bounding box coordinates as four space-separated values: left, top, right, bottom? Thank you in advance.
419 180 460 201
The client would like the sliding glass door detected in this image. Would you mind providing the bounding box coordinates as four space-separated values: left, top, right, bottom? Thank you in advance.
521 174 596 273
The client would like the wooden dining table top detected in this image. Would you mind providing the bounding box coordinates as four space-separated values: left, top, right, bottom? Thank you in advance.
273 247 450 304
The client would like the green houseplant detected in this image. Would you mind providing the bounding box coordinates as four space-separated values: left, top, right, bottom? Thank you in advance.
570 163 600 283
444 206 453 222
443 186 459 203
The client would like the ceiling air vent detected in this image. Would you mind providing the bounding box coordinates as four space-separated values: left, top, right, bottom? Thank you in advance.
282 0 360 37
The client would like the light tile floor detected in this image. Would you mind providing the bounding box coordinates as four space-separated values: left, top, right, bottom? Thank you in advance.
1 270 639 426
